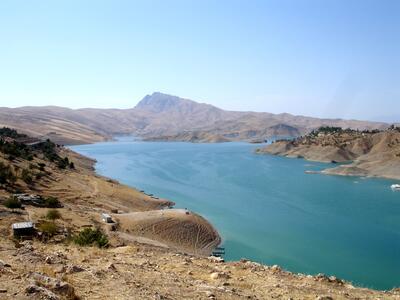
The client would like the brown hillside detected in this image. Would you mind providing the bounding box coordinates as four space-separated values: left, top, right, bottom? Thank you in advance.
257 127 400 179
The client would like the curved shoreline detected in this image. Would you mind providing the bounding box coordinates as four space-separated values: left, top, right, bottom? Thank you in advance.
74 149 222 256
69 141 400 291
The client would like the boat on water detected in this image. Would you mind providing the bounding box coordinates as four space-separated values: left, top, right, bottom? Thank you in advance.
391 184 400 191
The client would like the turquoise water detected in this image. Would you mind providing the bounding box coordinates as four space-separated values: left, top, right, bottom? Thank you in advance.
71 140 400 290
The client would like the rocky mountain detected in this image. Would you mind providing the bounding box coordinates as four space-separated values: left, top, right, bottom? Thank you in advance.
257 126 400 180
0 92 389 144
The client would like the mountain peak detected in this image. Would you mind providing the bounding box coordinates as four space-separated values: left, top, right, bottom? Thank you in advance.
135 92 187 112
135 92 216 114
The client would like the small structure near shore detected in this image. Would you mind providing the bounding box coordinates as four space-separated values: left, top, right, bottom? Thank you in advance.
211 247 225 258
12 222 35 238
101 213 113 223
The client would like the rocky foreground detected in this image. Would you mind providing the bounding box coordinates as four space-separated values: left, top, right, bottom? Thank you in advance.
1 239 400 300
257 127 400 180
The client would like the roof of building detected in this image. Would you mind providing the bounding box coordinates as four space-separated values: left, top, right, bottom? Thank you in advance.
12 222 34 230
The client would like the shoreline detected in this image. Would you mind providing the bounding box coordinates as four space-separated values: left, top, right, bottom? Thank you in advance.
69 142 400 287
67 146 223 255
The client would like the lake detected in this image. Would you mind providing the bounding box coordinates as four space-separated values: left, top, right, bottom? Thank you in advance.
71 140 400 290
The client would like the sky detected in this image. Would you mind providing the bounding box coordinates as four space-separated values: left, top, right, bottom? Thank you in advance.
0 0 399 122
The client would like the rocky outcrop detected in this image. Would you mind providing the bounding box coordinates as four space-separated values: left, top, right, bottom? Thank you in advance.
257 128 400 179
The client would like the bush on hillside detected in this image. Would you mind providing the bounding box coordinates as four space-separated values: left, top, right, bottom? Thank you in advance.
4 196 22 210
21 169 33 185
73 228 108 248
37 221 58 237
0 162 16 185
46 209 61 220
43 196 61 208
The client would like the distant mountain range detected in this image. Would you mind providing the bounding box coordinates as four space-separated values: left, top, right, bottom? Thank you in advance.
0 92 390 144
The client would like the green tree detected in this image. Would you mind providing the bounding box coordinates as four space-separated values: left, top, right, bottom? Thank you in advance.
4 196 22 210
73 228 108 248
44 196 61 208
46 209 61 220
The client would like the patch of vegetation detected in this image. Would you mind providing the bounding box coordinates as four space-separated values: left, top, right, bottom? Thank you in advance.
4 196 22 210
37 221 58 237
57 157 69 169
310 126 344 136
0 127 27 138
21 169 33 185
43 196 61 208
38 163 46 171
73 228 109 248
0 128 75 172
0 162 16 185
0 140 32 160
46 209 61 220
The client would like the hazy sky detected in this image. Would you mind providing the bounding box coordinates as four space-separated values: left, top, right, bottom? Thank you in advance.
0 0 399 122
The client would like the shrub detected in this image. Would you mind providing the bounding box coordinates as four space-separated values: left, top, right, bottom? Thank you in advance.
21 169 33 185
0 162 16 185
57 157 69 169
44 196 61 208
69 162 75 169
46 209 61 220
37 221 58 237
73 228 108 248
38 163 46 171
4 196 22 210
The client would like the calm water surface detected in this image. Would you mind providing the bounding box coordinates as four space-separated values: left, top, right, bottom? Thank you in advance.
71 140 400 290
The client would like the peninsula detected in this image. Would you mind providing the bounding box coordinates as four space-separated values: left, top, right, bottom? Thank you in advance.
257 126 400 180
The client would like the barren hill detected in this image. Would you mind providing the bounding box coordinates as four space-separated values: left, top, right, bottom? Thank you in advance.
0 128 220 255
257 126 400 180
0 92 389 144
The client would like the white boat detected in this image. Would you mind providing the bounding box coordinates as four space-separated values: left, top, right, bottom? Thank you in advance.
391 184 400 191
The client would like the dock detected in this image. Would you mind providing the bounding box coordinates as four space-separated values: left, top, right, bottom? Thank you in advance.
211 246 225 258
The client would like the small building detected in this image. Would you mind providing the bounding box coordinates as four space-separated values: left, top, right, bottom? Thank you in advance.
101 213 113 223
12 222 35 237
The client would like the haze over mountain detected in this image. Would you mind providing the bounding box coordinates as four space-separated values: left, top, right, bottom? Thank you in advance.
0 92 389 144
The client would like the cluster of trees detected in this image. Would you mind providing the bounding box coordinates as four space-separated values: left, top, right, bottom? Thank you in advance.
34 139 74 169
0 140 34 161
0 127 27 139
309 126 346 136
0 128 75 173
309 126 388 137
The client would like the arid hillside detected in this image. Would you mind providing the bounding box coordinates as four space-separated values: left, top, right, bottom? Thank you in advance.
0 92 388 144
0 128 220 256
257 126 400 179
